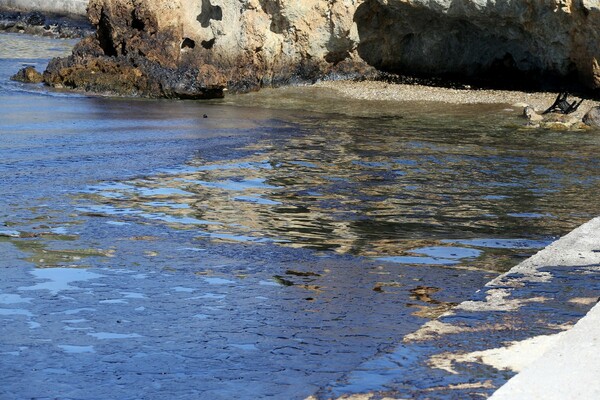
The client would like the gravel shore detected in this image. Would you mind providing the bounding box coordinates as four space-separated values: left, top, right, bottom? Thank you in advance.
314 80 596 119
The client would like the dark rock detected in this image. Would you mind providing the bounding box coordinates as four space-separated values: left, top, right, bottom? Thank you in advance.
11 66 44 84
22 11 45 26
43 3 226 99
0 20 16 30
0 9 92 38
583 107 600 127
44 38 225 99
0 10 21 21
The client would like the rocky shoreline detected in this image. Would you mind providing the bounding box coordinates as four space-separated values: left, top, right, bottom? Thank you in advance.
6 0 600 105
5 0 600 127
313 79 600 129
28 0 600 100
0 9 92 39
11 58 600 128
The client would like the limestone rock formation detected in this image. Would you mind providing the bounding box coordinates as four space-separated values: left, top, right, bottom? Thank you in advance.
354 0 600 91
43 0 372 97
43 0 600 98
44 0 229 98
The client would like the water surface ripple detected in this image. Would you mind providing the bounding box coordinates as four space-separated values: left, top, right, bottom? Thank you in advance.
77 102 600 270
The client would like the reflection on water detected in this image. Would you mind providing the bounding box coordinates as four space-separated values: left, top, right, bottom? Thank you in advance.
76 106 600 272
19 267 103 295
378 246 482 266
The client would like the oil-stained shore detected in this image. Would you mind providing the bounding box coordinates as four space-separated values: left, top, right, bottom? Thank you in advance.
0 89 496 399
3 33 600 399
315 218 600 399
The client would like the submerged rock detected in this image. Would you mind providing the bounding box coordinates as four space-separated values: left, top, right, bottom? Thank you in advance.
522 103 589 130
11 66 44 83
541 113 585 130
583 106 600 127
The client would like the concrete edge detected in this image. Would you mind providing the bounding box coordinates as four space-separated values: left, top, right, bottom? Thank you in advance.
487 217 600 399
319 216 600 399
489 301 600 399
487 216 600 283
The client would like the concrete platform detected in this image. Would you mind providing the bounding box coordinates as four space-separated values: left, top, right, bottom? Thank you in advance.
319 216 600 399
490 296 600 399
469 216 600 399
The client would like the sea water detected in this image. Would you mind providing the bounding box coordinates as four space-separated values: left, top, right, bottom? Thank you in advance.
2 32 600 399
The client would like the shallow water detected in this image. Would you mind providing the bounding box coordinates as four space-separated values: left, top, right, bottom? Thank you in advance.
75 89 600 270
2 32 600 399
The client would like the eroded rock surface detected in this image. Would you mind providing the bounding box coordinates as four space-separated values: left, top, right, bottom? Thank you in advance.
43 0 600 97
42 0 374 97
355 0 600 90
44 0 228 98
583 106 600 127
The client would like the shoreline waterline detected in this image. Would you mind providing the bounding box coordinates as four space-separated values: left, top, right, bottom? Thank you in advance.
312 79 597 119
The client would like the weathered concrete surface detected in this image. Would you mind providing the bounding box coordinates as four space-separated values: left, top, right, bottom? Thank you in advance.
490 303 600 399
488 225 600 399
0 0 87 16
485 215 600 283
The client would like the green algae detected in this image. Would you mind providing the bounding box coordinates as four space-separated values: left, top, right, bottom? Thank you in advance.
9 239 112 268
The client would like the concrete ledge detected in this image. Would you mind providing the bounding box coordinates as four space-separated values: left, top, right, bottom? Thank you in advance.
478 216 600 399
319 216 600 398
490 301 600 399
0 0 87 16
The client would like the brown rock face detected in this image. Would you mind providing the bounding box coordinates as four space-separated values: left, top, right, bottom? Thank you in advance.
354 0 600 91
43 0 600 98
11 66 44 83
44 0 227 98
43 0 373 97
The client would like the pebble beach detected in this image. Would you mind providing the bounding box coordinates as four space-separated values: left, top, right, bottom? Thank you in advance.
314 79 596 119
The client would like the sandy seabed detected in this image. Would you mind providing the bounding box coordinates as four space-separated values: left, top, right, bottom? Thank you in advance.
314 80 597 119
